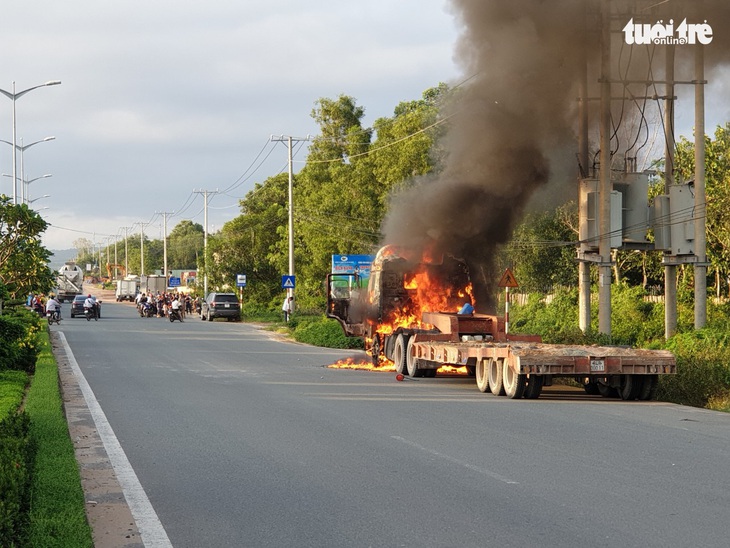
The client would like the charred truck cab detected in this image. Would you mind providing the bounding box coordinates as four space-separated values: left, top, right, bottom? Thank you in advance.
327 245 676 400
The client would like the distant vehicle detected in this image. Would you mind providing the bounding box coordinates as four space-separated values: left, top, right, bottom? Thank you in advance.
115 279 138 302
201 293 240 322
71 295 102 319
56 262 84 303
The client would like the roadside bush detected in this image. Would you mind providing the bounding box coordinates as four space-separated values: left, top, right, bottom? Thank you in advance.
0 410 35 547
293 316 364 349
659 329 730 409
0 308 42 373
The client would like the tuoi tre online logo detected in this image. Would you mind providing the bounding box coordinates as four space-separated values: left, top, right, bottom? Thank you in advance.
623 18 713 45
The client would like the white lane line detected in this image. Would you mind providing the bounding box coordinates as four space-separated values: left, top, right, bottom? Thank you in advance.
391 436 519 485
58 332 172 547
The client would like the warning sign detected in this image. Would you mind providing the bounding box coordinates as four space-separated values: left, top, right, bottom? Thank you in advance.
498 268 519 288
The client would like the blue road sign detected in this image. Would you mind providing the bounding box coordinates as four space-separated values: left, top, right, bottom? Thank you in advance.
169 276 181 287
236 274 247 287
281 275 295 289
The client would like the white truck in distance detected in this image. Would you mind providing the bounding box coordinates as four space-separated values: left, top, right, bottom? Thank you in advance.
56 262 84 303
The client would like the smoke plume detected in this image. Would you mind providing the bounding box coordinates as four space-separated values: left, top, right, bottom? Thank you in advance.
381 0 730 313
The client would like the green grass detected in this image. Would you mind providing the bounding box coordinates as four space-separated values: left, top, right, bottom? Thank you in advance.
23 330 93 547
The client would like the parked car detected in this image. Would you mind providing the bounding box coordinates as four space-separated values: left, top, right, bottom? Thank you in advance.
201 292 240 321
70 295 102 318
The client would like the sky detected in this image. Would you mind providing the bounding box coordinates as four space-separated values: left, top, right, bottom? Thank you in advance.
0 1 462 251
2 1 729 253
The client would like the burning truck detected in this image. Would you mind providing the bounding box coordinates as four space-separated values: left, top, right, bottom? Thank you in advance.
326 245 675 400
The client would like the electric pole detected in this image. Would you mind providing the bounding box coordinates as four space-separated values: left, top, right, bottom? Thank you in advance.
270 134 311 309
194 189 218 297
158 211 174 286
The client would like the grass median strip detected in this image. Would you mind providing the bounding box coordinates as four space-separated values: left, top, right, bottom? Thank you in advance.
24 329 93 547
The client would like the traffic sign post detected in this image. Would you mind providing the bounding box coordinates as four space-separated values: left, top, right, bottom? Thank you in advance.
498 268 519 335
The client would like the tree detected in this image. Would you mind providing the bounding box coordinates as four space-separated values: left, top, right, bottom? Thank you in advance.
168 220 204 270
204 174 289 304
0 197 54 298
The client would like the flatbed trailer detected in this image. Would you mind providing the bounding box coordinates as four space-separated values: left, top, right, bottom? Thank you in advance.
400 311 675 399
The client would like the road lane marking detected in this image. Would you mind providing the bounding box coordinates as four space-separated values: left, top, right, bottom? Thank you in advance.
391 435 519 485
58 332 172 548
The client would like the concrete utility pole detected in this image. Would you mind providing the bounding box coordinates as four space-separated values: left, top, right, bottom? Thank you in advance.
664 45 678 338
578 3 591 333
158 211 174 286
597 0 612 336
270 134 311 309
694 42 707 329
122 226 131 276
194 190 217 297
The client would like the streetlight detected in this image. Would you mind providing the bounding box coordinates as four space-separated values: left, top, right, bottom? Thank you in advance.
27 194 50 204
0 80 61 204
0 136 55 203
4 173 53 203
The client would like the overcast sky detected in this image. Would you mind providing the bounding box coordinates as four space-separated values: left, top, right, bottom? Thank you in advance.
1 1 461 250
2 1 729 252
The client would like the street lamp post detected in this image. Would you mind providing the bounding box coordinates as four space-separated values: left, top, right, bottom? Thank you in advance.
0 136 55 203
3 173 53 203
27 194 50 205
0 80 61 204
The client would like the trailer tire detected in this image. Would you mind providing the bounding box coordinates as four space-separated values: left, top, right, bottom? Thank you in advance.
619 375 641 400
406 337 425 378
488 358 505 396
597 380 618 398
638 375 659 401
523 375 543 399
393 334 408 375
503 361 525 399
475 358 491 393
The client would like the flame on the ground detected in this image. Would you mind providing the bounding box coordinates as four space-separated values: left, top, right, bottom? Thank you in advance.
327 358 467 376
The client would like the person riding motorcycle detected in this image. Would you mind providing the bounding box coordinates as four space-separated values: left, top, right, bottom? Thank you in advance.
84 294 97 318
170 296 183 322
46 295 61 321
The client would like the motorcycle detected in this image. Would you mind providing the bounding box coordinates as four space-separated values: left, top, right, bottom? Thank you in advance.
139 301 155 318
169 308 183 322
84 306 98 322
46 306 61 325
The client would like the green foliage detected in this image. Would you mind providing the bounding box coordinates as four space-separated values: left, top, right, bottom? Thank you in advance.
501 203 578 292
659 329 730 409
0 410 34 547
0 370 28 417
293 316 364 349
0 308 42 373
0 197 55 298
509 285 665 346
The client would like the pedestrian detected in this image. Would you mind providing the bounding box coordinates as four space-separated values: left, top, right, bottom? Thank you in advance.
282 295 293 322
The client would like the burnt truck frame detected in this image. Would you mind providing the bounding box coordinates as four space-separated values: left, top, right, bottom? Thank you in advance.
326 248 675 400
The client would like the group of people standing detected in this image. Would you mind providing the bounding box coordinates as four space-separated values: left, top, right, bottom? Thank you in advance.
135 291 193 319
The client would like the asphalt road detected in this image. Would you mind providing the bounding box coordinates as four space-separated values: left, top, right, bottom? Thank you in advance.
55 300 730 548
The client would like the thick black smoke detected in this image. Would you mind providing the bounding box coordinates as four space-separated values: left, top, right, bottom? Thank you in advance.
381 0 730 313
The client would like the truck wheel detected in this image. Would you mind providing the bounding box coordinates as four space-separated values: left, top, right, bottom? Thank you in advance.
393 334 408 375
370 335 381 367
597 380 618 398
503 361 525 399
475 358 491 393
488 358 505 396
406 337 424 378
523 375 543 399
638 375 658 401
619 375 641 400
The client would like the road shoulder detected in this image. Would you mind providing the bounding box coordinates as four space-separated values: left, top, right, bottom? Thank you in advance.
52 330 143 548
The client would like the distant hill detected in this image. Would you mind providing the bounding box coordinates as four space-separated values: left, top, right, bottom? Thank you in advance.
48 249 78 272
